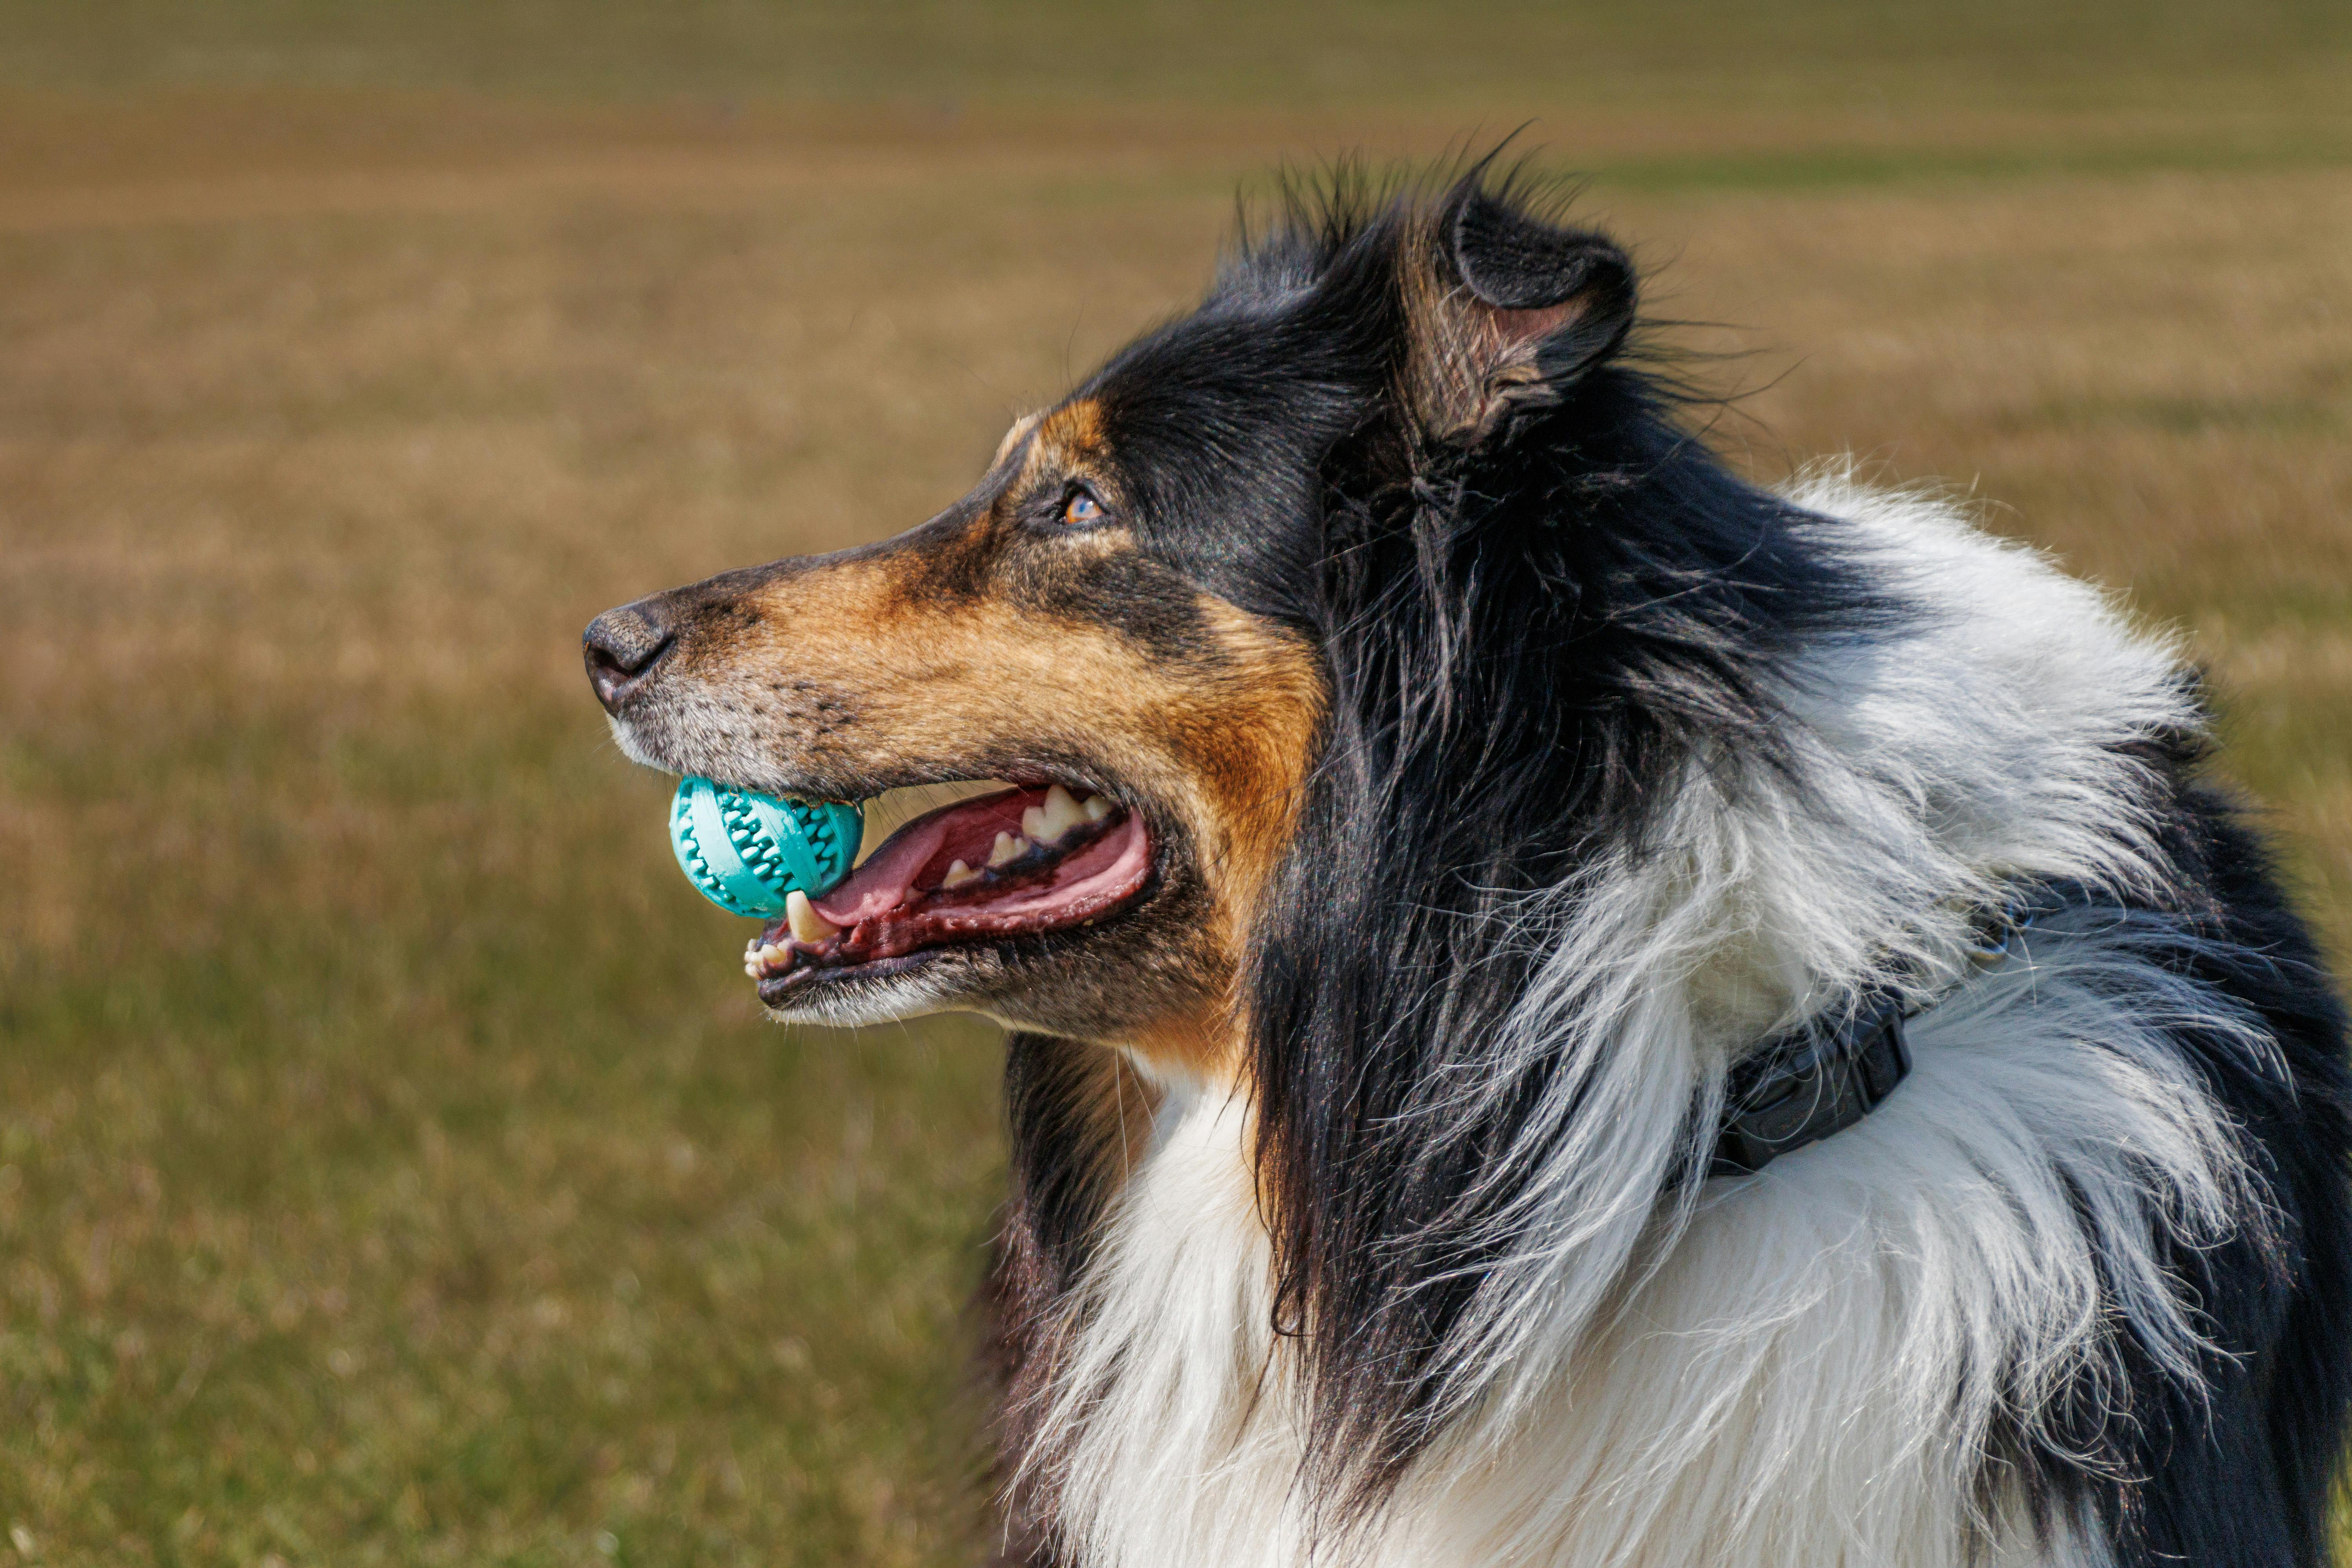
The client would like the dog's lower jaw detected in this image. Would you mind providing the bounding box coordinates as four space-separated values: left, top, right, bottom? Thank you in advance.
757 952 973 1029
758 853 1249 1075
756 935 1243 1074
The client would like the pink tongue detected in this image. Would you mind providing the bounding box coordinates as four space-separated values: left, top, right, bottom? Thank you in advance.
811 787 1152 935
811 788 1033 926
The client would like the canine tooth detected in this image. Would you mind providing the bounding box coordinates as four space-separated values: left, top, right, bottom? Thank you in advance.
786 891 840 944
941 859 981 890
1082 793 1113 822
988 831 1027 868
1038 784 1087 840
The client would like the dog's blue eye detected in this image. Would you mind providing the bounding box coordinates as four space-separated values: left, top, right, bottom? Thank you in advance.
1063 490 1104 526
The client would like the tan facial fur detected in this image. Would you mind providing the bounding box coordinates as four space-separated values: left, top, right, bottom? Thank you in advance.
613 411 1323 1076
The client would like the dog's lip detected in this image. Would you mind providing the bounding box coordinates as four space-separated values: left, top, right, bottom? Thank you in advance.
756 949 946 1000
750 781 1156 998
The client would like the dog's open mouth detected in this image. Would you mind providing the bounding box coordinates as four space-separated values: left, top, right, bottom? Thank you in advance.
747 783 1152 1002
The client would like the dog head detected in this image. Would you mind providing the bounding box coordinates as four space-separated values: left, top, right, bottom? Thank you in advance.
584 172 1637 1079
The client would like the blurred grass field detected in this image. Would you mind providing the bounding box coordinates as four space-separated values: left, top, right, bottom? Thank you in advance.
1 4 2348 1564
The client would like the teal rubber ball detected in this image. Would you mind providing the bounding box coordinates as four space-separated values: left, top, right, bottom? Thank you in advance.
668 777 864 918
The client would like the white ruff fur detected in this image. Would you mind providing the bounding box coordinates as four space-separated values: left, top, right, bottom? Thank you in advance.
1027 476 2267 1568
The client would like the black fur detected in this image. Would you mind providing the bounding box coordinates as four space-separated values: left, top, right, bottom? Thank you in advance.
2000 769 2352 1566
988 162 2352 1561
1078 160 1904 1512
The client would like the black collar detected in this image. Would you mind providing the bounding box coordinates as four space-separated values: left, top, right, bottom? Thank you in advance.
1708 881 2089 1177
1710 987 1912 1176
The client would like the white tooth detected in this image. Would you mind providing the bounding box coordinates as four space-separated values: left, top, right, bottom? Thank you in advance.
988 831 1027 868
744 961 760 977
786 891 840 944
941 859 981 889
1082 793 1113 822
1020 805 1050 840
1039 784 1086 840
760 943 787 967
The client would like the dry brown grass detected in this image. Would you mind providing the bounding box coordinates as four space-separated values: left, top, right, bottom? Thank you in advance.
0 66 2346 1568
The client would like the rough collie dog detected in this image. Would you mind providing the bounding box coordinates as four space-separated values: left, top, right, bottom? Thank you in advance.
583 165 2352 1567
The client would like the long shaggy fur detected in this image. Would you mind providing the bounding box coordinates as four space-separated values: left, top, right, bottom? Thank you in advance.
987 166 2352 1568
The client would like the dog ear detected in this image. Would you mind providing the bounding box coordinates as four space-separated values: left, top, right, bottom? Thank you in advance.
1404 186 1637 445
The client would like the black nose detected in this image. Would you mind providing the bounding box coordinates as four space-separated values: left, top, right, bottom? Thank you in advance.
583 601 675 713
